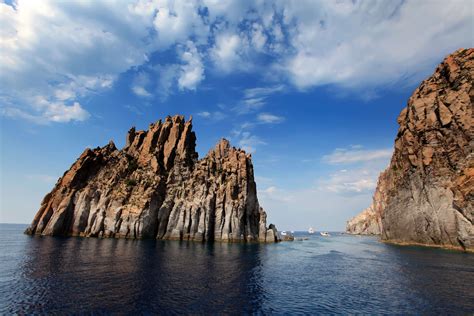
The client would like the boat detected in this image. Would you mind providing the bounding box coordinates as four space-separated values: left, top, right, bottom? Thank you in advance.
320 232 330 237
281 231 287 236
308 227 315 234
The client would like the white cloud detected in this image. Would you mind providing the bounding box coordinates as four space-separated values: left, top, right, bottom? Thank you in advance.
132 86 152 98
243 85 284 99
124 104 143 116
211 33 244 73
321 168 378 194
237 85 285 113
197 111 211 118
257 112 285 124
260 186 292 202
251 23 267 51
153 1 206 48
323 146 393 164
178 41 205 90
280 0 473 89
154 64 179 101
309 145 392 195
196 111 226 121
131 72 152 98
43 101 90 123
0 0 158 123
238 132 266 153
2 99 90 124
1 0 472 124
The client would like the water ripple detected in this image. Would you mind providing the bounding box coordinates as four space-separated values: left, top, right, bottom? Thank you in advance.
0 225 473 314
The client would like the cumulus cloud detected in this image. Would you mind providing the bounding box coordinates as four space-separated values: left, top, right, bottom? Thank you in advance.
211 33 244 73
281 0 473 89
1 0 471 124
0 0 158 123
178 41 205 90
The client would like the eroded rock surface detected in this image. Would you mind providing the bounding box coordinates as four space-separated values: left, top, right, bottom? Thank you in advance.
347 48 473 251
25 115 278 243
346 169 389 235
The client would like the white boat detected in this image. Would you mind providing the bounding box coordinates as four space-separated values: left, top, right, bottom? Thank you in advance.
308 227 315 234
281 231 287 236
320 232 330 237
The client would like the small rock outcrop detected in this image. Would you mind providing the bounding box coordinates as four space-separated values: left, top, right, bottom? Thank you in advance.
25 115 279 243
346 48 473 251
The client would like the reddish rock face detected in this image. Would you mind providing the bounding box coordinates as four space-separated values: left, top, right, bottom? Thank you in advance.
347 48 473 251
25 115 278 243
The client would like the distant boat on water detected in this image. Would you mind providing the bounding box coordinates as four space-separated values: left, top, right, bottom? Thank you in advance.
308 227 315 234
320 232 330 237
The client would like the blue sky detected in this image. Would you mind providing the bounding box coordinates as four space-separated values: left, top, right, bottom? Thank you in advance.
0 0 472 230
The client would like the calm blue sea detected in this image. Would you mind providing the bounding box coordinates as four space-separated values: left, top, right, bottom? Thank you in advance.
0 223 473 314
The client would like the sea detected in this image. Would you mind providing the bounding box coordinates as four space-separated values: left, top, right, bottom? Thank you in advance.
0 223 473 314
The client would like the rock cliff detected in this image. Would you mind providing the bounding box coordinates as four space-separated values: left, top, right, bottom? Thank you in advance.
346 169 388 235
25 115 279 243
347 48 473 251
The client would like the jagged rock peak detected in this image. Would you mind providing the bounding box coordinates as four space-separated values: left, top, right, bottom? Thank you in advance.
25 114 278 243
124 115 198 172
346 48 473 251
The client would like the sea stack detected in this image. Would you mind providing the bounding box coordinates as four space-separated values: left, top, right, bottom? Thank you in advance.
25 115 279 243
346 48 473 251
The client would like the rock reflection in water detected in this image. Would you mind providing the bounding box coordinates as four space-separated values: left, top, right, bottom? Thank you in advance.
8 236 264 314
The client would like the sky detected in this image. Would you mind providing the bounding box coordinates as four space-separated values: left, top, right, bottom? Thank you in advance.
0 0 472 230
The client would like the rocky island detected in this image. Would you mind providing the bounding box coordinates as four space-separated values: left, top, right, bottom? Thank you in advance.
25 115 279 243
347 48 473 251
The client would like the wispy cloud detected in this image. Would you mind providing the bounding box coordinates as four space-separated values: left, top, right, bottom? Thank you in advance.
196 111 227 121
323 146 392 164
236 85 285 113
319 168 378 194
259 186 292 202
243 85 285 99
124 104 143 116
315 145 391 194
237 132 266 153
131 72 152 98
257 113 285 124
